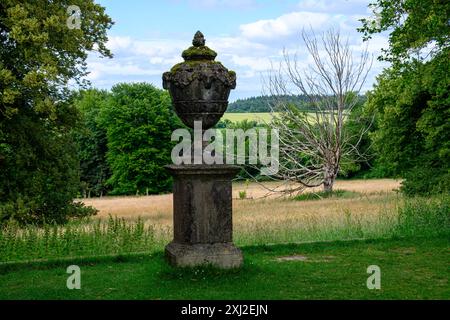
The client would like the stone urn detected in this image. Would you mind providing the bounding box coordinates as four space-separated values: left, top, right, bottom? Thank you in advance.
162 31 243 269
162 31 236 130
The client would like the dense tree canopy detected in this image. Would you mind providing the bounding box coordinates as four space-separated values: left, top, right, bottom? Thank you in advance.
72 89 111 198
359 0 449 64
99 83 183 196
361 0 449 195
0 0 112 118
1 0 448 225
227 95 310 113
0 0 112 224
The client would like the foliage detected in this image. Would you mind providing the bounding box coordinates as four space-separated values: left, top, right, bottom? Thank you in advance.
215 118 234 129
361 1 450 195
99 83 183 195
72 89 111 197
216 120 274 180
293 190 361 201
220 112 276 125
366 52 449 195
0 216 155 263
339 95 376 178
228 95 311 113
359 0 450 64
394 195 450 238
1 191 448 266
0 104 97 224
268 30 372 193
238 191 247 200
0 0 113 117
0 0 112 224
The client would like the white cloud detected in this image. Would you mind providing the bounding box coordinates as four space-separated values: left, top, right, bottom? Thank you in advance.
240 11 330 40
86 61 165 80
86 4 389 98
106 36 185 60
106 36 132 51
86 36 186 85
230 55 272 72
209 36 268 54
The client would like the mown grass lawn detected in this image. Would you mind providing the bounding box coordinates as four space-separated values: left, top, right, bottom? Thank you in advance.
1 237 448 300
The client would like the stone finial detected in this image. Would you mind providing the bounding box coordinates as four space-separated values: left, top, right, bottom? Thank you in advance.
192 31 205 47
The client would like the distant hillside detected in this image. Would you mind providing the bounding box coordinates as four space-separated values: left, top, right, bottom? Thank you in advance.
227 94 366 113
227 95 310 113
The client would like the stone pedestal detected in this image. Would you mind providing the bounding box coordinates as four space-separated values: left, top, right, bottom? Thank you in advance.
162 32 242 269
165 164 243 268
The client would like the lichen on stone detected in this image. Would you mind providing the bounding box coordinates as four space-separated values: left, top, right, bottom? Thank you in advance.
165 61 236 89
170 60 223 73
192 31 206 47
163 31 236 90
182 46 217 61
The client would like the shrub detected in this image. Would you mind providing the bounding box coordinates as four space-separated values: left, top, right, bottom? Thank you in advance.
400 164 450 196
394 196 450 238
0 109 97 225
293 189 360 201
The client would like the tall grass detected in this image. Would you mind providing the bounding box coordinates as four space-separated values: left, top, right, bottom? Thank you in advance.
234 206 397 246
0 196 448 264
393 196 450 238
292 189 361 201
236 195 449 246
0 216 155 263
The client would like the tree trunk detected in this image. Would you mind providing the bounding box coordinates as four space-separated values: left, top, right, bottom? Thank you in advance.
323 167 336 193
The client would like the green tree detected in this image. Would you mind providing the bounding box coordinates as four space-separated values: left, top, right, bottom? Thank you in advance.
360 0 449 195
100 83 183 195
359 0 449 64
339 95 378 179
0 0 112 224
73 89 111 198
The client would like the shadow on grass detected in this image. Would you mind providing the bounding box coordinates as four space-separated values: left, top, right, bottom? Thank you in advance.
292 189 361 201
0 237 407 275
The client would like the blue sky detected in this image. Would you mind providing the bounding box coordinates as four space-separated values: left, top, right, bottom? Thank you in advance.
87 0 388 101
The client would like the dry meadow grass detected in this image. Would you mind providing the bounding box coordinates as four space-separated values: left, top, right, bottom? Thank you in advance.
82 179 402 244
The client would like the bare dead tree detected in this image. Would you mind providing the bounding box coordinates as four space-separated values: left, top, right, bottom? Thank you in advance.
265 28 373 194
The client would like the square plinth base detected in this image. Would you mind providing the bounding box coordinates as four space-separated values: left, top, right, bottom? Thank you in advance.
165 242 243 269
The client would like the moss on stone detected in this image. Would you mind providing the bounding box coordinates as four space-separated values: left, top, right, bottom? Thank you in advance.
182 45 217 60
170 60 224 73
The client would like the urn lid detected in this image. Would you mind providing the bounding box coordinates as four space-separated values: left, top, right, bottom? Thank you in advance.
181 31 217 61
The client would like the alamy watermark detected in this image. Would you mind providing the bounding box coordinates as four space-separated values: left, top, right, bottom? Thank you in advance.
171 121 279 175
66 265 81 290
366 265 381 290
66 5 81 30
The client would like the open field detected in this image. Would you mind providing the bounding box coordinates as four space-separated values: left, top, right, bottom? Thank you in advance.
1 179 448 299
82 179 402 228
1 237 448 299
77 179 404 248
221 112 349 124
1 179 409 264
222 112 277 124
